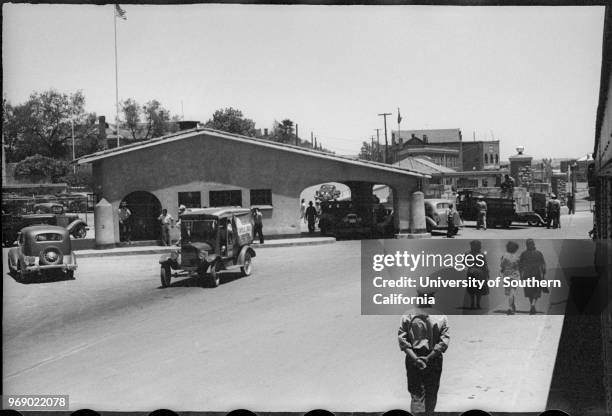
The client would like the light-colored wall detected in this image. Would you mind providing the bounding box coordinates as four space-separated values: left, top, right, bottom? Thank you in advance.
91 132 422 242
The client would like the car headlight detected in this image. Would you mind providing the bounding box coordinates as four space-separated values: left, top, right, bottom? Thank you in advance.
198 250 208 260
24 256 36 266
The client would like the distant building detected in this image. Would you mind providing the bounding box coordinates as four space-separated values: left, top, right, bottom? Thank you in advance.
390 128 500 171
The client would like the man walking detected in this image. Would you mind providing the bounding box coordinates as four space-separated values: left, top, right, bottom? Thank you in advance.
476 196 487 230
158 208 173 246
305 201 318 234
398 296 450 416
546 194 561 229
252 207 264 244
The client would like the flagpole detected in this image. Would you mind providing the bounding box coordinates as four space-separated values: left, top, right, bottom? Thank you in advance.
397 107 401 164
114 6 120 148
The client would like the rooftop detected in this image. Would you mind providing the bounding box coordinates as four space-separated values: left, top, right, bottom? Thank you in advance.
77 127 431 178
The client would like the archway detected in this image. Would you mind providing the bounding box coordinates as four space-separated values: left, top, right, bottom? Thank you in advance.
121 191 162 241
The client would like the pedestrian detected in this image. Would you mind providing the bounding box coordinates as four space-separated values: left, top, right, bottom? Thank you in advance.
519 239 547 315
500 174 515 198
158 208 173 246
446 203 460 238
567 193 575 215
174 204 186 246
118 201 132 244
252 207 264 244
500 241 520 315
305 201 318 233
546 194 561 229
398 294 450 416
466 240 489 310
475 196 487 230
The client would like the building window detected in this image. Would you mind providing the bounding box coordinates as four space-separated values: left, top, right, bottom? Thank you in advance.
250 189 272 206
495 154 499 164
484 154 489 164
178 192 201 208
209 190 242 207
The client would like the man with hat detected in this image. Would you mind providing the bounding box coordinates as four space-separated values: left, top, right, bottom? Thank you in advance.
252 207 264 244
546 194 561 229
118 201 132 244
398 290 450 416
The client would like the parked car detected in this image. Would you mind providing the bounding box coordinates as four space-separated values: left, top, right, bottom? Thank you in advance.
7 225 78 282
2 203 89 246
424 199 453 232
158 207 256 288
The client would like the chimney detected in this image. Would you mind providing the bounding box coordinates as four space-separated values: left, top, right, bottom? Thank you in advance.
264 128 268 137
423 134 428 143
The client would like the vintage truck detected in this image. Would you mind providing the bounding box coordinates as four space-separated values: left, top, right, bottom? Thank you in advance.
456 188 545 228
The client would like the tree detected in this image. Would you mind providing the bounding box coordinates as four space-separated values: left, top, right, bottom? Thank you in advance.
13 154 70 182
269 119 297 144
120 98 174 141
358 141 376 161
121 98 141 140
205 107 256 136
3 90 87 162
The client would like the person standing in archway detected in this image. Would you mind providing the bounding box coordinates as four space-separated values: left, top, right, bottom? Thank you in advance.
118 201 132 245
305 201 318 234
252 207 264 244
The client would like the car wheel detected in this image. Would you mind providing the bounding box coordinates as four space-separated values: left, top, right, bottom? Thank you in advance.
208 262 221 288
504 220 512 229
527 219 539 227
160 265 172 288
240 252 253 277
7 257 17 277
73 226 87 239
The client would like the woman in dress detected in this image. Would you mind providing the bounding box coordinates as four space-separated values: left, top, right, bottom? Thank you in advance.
500 241 520 315
519 239 547 315
466 240 489 310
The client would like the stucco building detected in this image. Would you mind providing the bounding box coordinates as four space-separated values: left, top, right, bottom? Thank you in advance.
77 128 432 244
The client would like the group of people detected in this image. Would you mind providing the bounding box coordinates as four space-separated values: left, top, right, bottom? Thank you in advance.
118 203 266 246
463 239 548 315
398 237 548 415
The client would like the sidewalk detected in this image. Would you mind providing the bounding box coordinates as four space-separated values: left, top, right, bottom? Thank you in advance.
74 236 336 258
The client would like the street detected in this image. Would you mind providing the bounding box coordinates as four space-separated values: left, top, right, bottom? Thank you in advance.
2 230 577 412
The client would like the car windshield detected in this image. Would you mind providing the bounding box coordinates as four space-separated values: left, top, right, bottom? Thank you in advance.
437 202 450 210
34 233 63 241
181 219 217 243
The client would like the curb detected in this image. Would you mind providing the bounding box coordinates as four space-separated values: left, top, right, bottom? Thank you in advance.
75 238 336 258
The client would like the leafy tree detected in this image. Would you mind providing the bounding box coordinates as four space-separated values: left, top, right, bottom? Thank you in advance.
13 154 70 182
3 90 87 161
358 141 375 161
205 107 256 136
120 98 174 141
269 119 297 144
121 98 141 140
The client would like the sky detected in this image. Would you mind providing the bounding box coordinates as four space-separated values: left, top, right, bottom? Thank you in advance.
2 3 605 159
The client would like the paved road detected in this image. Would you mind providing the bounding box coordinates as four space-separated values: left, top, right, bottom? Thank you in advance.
3 242 565 413
430 211 593 240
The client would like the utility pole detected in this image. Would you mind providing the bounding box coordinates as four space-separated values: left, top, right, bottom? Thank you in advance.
311 132 314 148
375 128 381 162
295 124 299 146
378 113 391 163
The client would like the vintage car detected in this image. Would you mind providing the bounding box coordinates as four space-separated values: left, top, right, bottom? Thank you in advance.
7 225 78 282
2 202 89 246
158 207 256 288
424 199 453 232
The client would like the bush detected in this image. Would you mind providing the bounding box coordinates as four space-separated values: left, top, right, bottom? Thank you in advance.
14 154 70 182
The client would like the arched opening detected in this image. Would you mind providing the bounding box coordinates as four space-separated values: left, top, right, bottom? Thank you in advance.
298 181 396 239
121 191 162 241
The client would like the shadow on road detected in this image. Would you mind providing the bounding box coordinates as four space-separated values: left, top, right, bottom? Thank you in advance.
6 270 75 285
158 270 248 289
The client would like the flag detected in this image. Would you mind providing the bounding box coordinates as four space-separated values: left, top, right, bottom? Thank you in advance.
115 4 127 20
397 108 402 124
